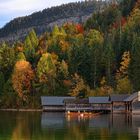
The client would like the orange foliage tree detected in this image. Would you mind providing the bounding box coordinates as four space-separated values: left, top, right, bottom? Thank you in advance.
76 24 84 34
12 60 34 100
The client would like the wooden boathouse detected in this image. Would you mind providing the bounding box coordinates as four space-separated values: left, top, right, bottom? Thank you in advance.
41 92 140 114
110 94 129 113
64 98 92 112
89 97 111 112
124 92 140 114
41 96 75 111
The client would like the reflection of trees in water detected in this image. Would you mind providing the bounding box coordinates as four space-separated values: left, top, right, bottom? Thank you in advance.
40 113 139 140
64 116 110 140
11 112 41 140
0 112 17 139
64 121 88 140
9 113 138 140
11 115 30 140
64 114 138 140
100 128 110 140
64 122 113 140
0 112 139 140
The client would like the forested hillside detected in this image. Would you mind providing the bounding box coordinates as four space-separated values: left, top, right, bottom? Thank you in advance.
0 0 140 109
0 0 107 42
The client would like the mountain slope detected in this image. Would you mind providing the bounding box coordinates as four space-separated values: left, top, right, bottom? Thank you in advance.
0 1 107 42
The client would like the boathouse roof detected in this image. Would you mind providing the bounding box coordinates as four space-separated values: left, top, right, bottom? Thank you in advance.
64 98 89 104
124 92 138 102
41 96 76 106
110 95 129 102
88 97 110 104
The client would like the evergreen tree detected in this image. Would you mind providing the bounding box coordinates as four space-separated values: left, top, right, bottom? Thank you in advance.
86 29 104 88
17 52 26 61
24 35 35 64
129 34 140 91
0 43 15 80
29 29 38 49
0 72 5 95
37 53 56 95
103 40 115 86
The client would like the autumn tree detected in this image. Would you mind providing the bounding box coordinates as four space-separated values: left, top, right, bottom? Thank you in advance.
76 24 84 34
16 52 26 61
48 25 68 58
116 51 130 79
116 77 133 94
52 25 60 36
96 77 114 96
24 35 35 64
69 73 87 97
29 29 38 49
59 60 69 78
116 51 132 94
24 30 40 68
12 60 34 100
37 53 56 95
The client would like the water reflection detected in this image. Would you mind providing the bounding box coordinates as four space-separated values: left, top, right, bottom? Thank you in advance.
41 113 139 140
11 115 31 140
41 113 65 129
0 111 139 140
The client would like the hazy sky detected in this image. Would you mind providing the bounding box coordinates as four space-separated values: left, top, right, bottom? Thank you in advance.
0 0 84 28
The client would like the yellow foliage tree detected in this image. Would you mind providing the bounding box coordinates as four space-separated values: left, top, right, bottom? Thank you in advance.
116 51 130 79
116 76 133 94
12 60 34 100
116 51 132 94
59 40 69 52
69 73 86 97
99 77 114 96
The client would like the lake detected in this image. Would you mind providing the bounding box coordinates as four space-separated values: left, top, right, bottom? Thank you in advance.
0 112 139 140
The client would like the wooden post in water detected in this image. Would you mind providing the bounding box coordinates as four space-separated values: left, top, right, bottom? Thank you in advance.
111 102 113 113
128 102 130 113
125 102 127 113
130 101 132 113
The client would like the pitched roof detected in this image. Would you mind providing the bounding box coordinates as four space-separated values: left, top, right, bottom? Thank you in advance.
89 97 110 104
124 92 138 102
41 96 76 106
64 98 89 104
110 95 129 102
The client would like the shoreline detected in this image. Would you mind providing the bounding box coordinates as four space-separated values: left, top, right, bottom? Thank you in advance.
0 109 42 112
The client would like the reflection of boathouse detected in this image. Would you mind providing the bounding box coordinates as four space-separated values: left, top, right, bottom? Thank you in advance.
41 92 140 114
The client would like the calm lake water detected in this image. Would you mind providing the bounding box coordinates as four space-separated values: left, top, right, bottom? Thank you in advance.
0 112 139 140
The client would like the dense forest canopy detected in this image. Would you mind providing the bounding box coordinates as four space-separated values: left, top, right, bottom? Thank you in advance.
0 0 140 108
